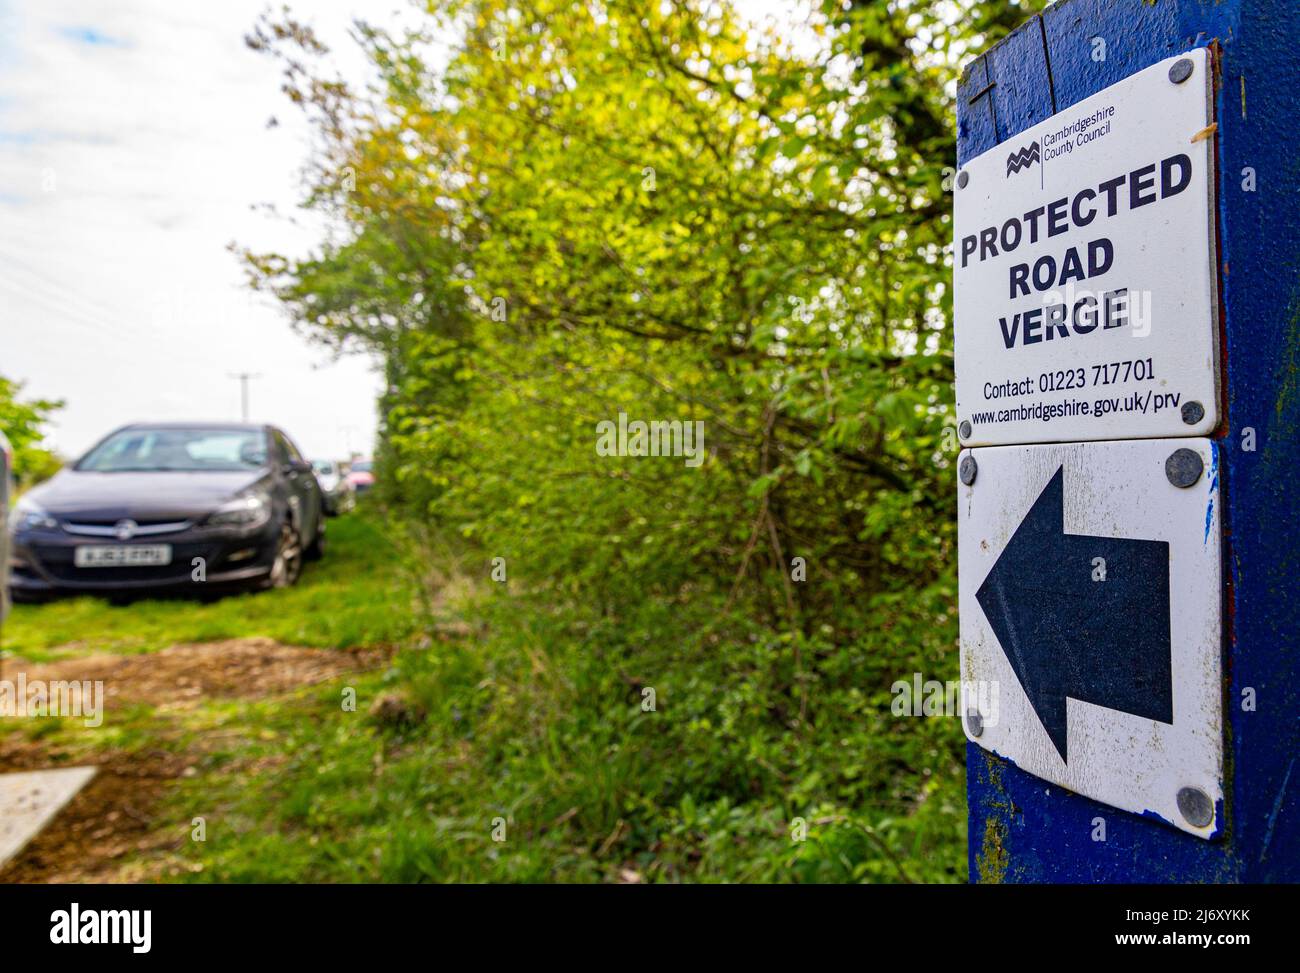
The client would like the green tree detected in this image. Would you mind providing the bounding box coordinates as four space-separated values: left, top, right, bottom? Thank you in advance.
240 0 1043 882
0 375 63 489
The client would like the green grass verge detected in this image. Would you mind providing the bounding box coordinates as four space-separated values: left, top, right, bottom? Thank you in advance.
3 509 965 883
2 513 423 660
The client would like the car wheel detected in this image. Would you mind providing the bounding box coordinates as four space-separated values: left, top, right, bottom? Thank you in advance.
305 520 326 561
263 521 304 589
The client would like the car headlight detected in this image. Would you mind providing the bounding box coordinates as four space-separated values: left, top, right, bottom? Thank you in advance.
12 496 59 533
205 487 272 529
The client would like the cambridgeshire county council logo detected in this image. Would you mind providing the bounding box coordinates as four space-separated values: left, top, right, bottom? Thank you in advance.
1006 140 1040 177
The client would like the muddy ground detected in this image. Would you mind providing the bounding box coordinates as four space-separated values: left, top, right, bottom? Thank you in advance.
0 638 389 883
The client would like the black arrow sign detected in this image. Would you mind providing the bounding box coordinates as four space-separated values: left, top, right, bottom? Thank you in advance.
976 466 1173 763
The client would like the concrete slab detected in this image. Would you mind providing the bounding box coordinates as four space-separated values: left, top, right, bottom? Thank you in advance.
0 767 98 868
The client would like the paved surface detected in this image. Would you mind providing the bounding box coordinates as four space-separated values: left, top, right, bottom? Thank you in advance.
0 767 97 868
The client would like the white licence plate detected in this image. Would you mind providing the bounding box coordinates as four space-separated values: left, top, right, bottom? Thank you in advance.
74 544 173 568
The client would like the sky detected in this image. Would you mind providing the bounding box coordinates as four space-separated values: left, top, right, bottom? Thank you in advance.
0 0 401 460
0 0 817 461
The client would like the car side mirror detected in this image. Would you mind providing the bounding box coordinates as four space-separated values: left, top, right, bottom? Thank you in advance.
286 459 314 474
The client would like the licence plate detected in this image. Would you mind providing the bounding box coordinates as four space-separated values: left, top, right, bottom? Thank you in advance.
74 545 172 568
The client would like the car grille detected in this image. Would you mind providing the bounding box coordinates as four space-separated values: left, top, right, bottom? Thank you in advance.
61 519 192 537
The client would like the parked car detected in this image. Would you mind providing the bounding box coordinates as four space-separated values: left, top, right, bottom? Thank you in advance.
1 431 11 622
8 422 324 598
344 458 375 495
311 459 355 515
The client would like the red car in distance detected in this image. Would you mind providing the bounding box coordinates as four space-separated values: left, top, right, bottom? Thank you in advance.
344 459 375 496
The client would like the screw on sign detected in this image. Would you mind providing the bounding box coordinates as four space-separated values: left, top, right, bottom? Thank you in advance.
1164 448 1203 488
1168 57 1194 84
959 455 978 486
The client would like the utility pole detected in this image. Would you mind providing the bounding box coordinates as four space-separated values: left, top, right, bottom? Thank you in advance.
228 372 262 423
337 423 358 457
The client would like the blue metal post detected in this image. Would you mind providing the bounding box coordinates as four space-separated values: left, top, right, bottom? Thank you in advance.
959 0 1300 883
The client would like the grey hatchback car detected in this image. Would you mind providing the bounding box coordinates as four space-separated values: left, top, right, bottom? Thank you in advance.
9 423 325 598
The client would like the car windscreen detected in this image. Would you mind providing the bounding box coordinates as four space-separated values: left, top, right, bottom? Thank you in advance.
76 428 268 473
313 461 335 475
352 461 372 472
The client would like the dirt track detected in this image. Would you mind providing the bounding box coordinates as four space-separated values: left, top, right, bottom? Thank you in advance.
0 637 389 883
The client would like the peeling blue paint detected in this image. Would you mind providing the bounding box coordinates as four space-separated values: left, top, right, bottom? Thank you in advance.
1260 758 1295 863
1140 808 1176 828
1205 446 1218 544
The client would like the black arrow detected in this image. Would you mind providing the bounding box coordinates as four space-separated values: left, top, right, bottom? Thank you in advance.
976 466 1173 763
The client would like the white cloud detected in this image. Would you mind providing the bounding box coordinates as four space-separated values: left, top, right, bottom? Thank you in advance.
0 0 394 460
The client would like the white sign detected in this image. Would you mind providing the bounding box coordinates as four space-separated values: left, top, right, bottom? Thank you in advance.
0 767 98 866
954 50 1219 447
957 438 1222 837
